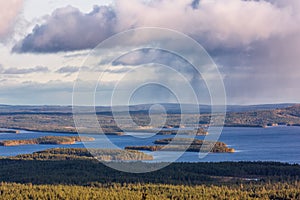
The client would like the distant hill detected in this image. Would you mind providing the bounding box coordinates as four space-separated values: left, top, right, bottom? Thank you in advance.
0 103 300 133
224 104 300 127
0 103 295 114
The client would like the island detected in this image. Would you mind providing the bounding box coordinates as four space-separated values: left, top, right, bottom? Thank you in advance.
0 129 20 134
125 138 235 153
13 148 153 161
157 127 208 135
0 136 95 146
124 127 208 136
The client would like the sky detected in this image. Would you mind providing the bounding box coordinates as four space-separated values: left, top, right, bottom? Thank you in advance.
0 0 299 105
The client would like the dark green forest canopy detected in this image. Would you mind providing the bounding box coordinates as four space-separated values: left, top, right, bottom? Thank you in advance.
0 156 299 186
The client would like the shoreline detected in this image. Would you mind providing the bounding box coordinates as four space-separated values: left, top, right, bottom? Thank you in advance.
0 127 124 135
1 124 299 136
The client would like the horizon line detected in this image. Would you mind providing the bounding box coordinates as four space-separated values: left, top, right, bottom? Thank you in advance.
0 102 298 107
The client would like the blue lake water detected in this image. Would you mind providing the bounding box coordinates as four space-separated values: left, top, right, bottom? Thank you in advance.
0 126 299 163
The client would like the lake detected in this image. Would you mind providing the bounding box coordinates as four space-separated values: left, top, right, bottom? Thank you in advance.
0 126 299 163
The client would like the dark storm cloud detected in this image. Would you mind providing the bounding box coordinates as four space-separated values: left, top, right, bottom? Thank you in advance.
13 5 116 53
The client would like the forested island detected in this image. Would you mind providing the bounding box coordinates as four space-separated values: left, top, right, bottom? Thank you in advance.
13 148 153 161
125 138 235 153
157 127 208 135
0 136 94 146
125 127 208 135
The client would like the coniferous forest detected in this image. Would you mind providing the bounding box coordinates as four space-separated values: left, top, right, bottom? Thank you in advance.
0 151 300 199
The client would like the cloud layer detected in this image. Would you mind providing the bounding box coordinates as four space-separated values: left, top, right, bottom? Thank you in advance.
13 0 300 53
115 0 299 48
4 0 300 104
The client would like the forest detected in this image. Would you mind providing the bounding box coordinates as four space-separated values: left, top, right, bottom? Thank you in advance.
0 155 299 199
0 144 299 199
1 153 300 185
0 181 299 200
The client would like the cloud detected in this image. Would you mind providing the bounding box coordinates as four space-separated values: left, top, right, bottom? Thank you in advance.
7 0 300 104
0 0 23 40
56 66 80 74
13 5 116 53
115 0 299 49
13 0 300 53
113 48 199 78
0 66 49 74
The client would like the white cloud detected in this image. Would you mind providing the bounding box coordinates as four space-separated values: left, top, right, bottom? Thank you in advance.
115 0 300 48
14 0 300 52
0 0 24 40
